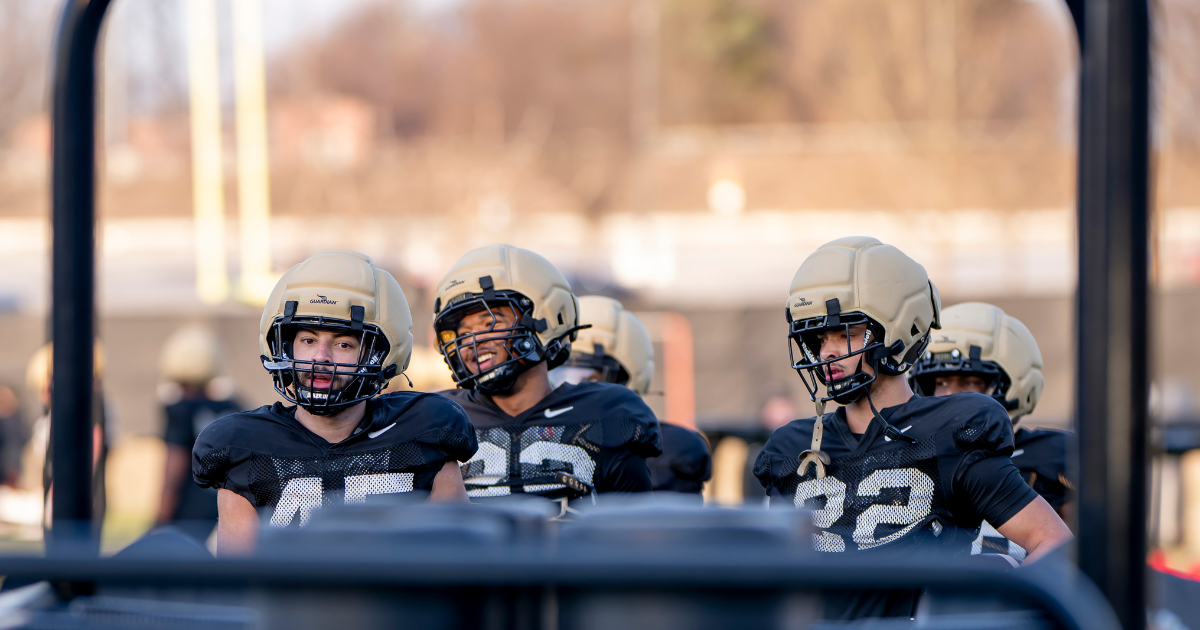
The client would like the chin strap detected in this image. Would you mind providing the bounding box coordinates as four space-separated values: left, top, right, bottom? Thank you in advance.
798 399 831 479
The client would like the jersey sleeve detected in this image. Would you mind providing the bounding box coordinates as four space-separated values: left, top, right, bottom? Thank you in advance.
753 420 810 501
591 387 662 493
942 394 1036 526
595 446 654 492
955 456 1039 526
604 387 663 458
949 394 1018 475
191 415 256 506
405 394 479 464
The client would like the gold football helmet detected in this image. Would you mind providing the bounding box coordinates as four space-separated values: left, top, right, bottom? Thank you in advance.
557 296 655 395
259 250 413 414
787 236 941 406
432 244 579 394
910 302 1044 423
786 237 941 477
160 324 223 385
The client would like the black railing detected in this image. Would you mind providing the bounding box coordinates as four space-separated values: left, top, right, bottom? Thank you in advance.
1073 0 1152 628
42 0 1154 627
49 0 112 555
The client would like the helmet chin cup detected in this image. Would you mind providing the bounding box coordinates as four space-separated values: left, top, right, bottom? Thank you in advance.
474 361 523 395
826 371 874 405
293 378 360 416
298 400 355 416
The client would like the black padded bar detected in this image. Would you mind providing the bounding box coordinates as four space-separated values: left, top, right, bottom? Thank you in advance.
1074 0 1151 626
49 0 112 554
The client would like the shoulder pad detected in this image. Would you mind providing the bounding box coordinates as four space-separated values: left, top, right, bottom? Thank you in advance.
753 417 815 487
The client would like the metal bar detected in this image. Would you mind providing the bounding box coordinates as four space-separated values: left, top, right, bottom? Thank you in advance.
1074 0 1152 626
49 0 112 554
0 554 1120 630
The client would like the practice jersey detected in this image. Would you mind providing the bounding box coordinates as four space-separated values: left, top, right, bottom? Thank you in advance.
193 391 477 527
648 423 712 494
1012 427 1073 511
441 382 662 498
754 393 1038 557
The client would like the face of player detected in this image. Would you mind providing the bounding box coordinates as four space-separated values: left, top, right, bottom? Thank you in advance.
455 305 519 375
933 374 991 396
817 323 874 382
293 327 361 390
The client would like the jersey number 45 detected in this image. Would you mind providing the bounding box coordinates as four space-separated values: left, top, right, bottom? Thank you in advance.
271 472 415 527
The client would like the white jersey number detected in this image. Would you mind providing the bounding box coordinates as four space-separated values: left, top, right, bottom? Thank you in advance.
462 438 597 497
793 467 935 552
971 520 1027 561
269 473 415 527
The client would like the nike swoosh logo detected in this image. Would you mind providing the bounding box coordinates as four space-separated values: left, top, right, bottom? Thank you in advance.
368 423 397 439
1012 449 1025 457
884 426 912 442
543 406 574 419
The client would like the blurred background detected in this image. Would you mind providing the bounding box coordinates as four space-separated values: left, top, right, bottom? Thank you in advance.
0 0 1198 560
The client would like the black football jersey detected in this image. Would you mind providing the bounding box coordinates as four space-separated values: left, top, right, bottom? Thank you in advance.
970 426 1074 560
1012 427 1073 511
649 423 712 494
441 382 662 498
192 391 477 527
754 393 1038 556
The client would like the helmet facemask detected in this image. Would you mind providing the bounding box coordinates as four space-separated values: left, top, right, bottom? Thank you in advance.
911 346 1016 415
789 310 885 406
434 289 566 395
261 302 395 416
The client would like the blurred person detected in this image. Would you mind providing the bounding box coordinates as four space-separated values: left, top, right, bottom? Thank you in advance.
754 237 1072 620
23 342 110 531
434 245 661 502
155 324 242 543
0 384 26 487
909 302 1072 560
550 295 710 496
192 251 476 556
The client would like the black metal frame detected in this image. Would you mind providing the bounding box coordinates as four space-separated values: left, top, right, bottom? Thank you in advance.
1072 0 1152 629
48 0 111 556
0 550 1122 630
42 0 1151 626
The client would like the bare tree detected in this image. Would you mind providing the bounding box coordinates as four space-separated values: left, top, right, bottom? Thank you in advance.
0 1 56 137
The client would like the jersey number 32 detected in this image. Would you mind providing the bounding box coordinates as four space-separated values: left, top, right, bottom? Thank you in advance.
793 467 935 552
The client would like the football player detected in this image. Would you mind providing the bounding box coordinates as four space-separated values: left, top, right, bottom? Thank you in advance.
909 302 1073 560
753 237 1072 619
433 244 662 500
550 295 711 495
24 342 109 532
156 324 241 543
193 250 477 555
